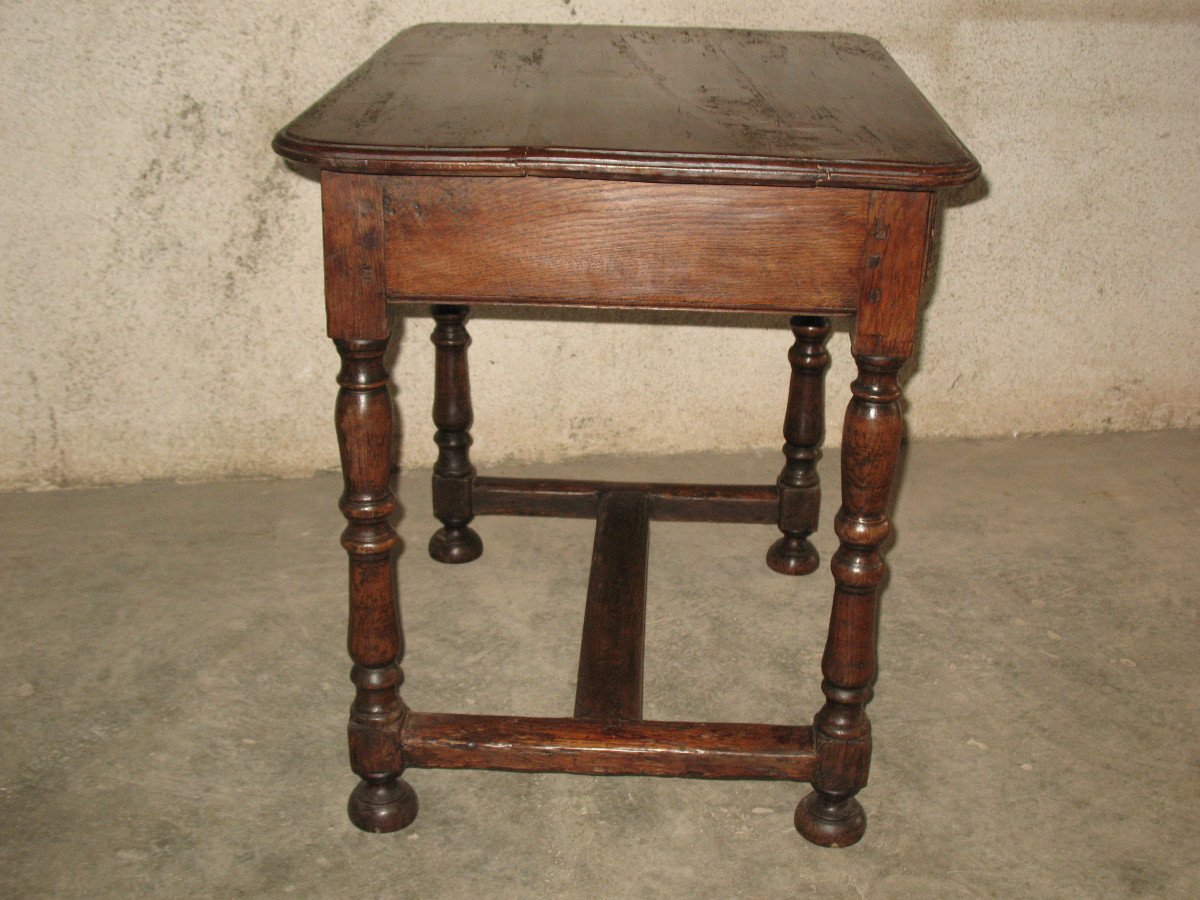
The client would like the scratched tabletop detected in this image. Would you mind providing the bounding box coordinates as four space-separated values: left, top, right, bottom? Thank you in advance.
274 23 978 189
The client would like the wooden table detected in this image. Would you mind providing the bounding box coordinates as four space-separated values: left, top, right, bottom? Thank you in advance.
273 23 979 848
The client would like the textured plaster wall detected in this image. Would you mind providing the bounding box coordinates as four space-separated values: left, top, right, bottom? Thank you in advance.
2 1 1198 489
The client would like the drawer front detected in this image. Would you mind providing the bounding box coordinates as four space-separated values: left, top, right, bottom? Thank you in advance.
382 176 867 313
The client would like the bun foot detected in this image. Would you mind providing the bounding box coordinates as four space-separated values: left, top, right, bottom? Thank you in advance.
767 535 819 576
429 525 483 564
794 791 866 848
348 776 418 833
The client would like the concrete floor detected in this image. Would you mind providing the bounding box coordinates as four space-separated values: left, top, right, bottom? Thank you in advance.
1 430 1198 897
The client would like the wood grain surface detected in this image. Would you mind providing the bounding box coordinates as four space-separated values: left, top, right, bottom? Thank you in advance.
401 713 818 781
321 173 388 340
384 176 868 312
275 24 979 189
574 491 650 722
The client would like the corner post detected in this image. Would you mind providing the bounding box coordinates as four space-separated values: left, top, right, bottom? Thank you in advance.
323 172 417 832
796 190 935 847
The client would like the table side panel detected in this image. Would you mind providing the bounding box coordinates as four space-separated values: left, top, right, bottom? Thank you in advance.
382 177 868 313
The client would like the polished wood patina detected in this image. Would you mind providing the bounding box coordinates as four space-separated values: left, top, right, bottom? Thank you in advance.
274 22 979 849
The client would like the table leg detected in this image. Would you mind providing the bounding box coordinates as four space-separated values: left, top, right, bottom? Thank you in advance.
429 305 483 563
767 315 830 575
794 352 904 847
335 337 418 833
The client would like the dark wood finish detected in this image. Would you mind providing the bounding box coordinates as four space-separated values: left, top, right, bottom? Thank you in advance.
853 191 936 358
768 316 832 576
321 172 387 340
402 713 817 781
575 492 650 721
279 24 979 849
384 177 866 313
428 305 483 563
794 190 931 848
323 168 418 833
275 24 979 190
334 338 418 833
473 476 787 525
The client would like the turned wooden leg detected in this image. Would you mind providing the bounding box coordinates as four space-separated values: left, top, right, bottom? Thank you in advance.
336 338 418 833
795 353 904 848
768 315 831 576
428 305 483 563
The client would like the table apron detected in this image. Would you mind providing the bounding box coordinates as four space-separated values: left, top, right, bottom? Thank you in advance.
381 176 869 314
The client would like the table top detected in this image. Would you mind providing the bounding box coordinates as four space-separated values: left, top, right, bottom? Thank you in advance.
274 23 978 190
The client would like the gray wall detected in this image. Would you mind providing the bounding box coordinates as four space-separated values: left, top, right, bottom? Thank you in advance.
2 1 1197 489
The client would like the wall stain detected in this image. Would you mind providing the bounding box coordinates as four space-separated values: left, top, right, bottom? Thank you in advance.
4 8 1199 490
